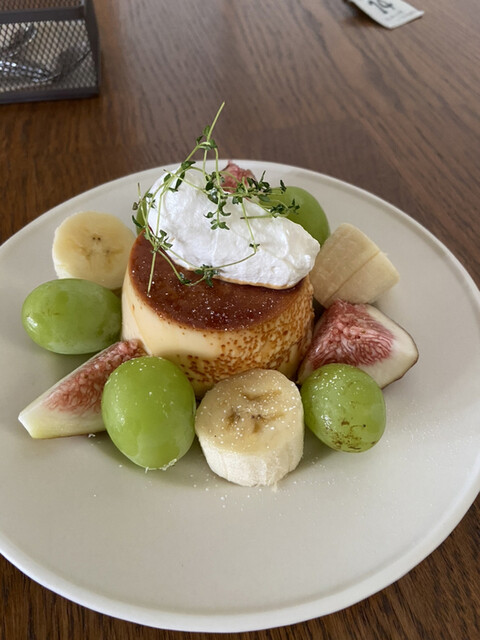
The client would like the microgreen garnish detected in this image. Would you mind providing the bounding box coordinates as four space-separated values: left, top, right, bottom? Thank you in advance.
194 265 218 287
132 103 299 292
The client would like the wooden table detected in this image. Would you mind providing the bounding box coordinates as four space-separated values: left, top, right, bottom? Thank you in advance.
1 1 478 638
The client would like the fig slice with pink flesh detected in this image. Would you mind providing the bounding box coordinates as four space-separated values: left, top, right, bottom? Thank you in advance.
220 161 255 191
19 339 145 439
297 300 418 388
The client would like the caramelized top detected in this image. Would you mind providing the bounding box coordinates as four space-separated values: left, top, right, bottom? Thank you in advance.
128 233 306 330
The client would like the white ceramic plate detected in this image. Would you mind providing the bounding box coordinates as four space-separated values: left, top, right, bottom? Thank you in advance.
0 162 479 633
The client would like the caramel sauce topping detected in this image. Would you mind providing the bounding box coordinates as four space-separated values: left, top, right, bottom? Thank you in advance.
128 234 305 331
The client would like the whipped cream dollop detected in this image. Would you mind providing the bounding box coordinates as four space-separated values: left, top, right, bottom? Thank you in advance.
147 167 320 288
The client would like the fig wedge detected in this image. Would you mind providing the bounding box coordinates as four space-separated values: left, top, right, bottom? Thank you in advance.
19 339 145 439
297 300 418 388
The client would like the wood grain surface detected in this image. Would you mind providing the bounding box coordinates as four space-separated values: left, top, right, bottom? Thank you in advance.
1 1 479 638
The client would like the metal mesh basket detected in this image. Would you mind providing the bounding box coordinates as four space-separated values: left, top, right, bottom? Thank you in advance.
0 0 100 103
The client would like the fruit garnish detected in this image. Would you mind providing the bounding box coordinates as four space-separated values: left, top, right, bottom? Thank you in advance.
195 368 304 486
301 363 386 453
297 299 419 387
268 185 330 246
309 222 399 307
101 356 196 470
52 210 135 290
220 161 255 191
18 340 145 439
22 278 122 354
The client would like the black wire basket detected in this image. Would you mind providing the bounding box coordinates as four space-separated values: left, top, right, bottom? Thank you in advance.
0 0 100 103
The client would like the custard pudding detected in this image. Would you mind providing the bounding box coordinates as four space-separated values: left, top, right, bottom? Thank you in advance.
122 233 314 396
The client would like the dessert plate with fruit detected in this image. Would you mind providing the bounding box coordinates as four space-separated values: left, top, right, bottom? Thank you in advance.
0 152 478 632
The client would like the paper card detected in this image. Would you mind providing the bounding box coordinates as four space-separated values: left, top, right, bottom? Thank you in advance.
348 0 424 29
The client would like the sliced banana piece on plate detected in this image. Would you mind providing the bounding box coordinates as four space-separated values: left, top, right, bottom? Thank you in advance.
309 222 399 307
52 210 135 290
327 250 399 307
195 368 304 487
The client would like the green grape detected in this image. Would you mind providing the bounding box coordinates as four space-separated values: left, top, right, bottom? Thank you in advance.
300 363 386 452
101 356 196 469
22 278 121 354
271 185 330 245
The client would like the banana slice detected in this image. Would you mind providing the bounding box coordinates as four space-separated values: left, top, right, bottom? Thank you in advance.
309 223 379 306
195 369 304 487
328 251 399 307
309 222 399 307
52 211 135 290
